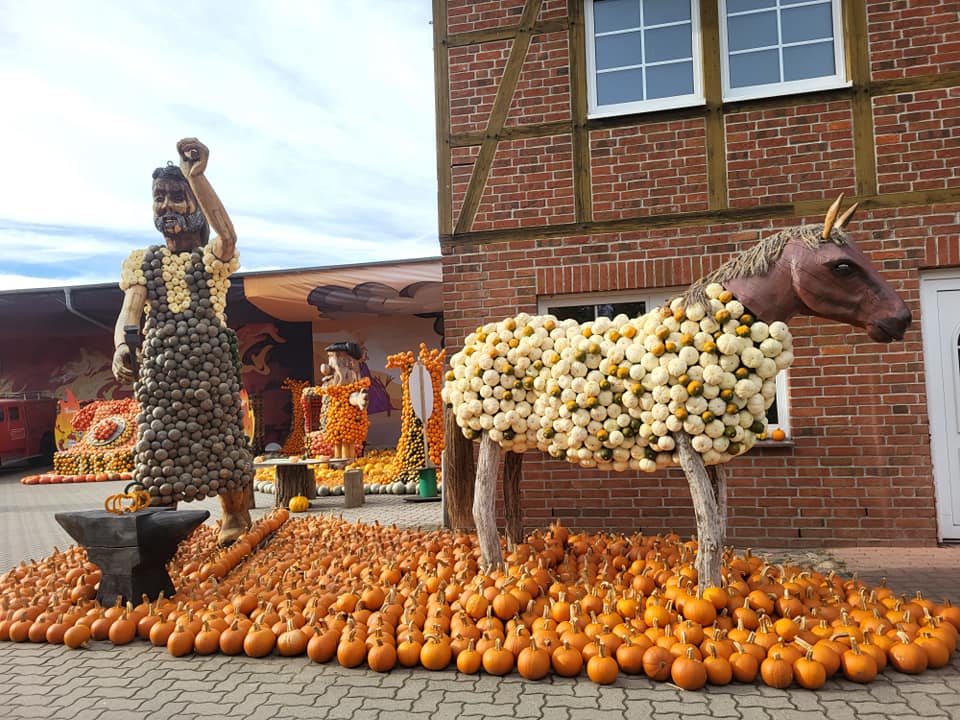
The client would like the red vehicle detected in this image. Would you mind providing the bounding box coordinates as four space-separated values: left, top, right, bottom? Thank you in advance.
0 394 58 467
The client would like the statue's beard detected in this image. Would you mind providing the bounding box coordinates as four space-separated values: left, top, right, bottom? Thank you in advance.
155 208 206 236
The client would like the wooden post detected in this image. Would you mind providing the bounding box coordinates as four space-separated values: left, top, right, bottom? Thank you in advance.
675 432 724 589
442 408 476 530
273 463 313 509
503 451 523 550
474 432 504 571
344 468 364 508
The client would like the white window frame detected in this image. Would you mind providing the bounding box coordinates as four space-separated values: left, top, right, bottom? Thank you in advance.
719 0 849 102
585 0 704 118
538 287 791 435
585 0 848 117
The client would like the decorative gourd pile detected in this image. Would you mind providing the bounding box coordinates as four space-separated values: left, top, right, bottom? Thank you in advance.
1 517 957 689
29 399 140 481
417 344 447 469
280 378 311 456
253 449 402 492
312 377 371 449
386 352 428 483
443 284 793 471
120 244 253 505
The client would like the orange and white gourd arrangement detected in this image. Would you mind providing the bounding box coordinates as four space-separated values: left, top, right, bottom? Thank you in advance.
443 283 793 470
2 518 957 688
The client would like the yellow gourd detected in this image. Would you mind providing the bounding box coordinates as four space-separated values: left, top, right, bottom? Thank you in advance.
288 495 309 513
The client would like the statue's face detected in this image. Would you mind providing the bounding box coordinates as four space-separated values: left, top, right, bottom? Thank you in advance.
153 177 205 250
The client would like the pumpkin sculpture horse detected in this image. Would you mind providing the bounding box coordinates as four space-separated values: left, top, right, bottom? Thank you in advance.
442 196 911 588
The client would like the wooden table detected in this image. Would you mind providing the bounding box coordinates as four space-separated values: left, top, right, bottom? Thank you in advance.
254 459 318 508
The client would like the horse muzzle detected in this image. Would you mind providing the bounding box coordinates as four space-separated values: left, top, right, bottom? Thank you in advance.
867 309 911 343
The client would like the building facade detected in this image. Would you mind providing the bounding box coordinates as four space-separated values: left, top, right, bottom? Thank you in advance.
433 0 960 546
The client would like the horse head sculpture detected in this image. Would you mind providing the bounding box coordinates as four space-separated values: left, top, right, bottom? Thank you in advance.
719 195 911 342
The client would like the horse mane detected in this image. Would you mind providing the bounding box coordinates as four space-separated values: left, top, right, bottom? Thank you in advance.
680 223 848 309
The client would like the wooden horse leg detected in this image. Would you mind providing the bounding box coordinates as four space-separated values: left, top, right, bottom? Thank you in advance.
675 432 724 589
503 451 523 551
442 408 477 531
709 463 727 539
474 432 504 571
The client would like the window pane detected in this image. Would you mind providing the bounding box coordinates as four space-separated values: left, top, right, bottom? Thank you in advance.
645 25 692 62
729 48 780 87
643 0 690 25
647 61 695 98
727 0 775 13
783 41 835 80
596 30 643 70
597 67 645 104
0 408 4 421
548 305 597 324
9 407 19 420
727 9 778 52
609 301 647 318
594 0 641 33
766 396 779 425
781 3 833 44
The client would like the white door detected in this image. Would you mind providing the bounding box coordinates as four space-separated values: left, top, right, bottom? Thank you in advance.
922 273 960 540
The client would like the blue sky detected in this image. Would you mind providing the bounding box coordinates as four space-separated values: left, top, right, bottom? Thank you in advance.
0 1 439 290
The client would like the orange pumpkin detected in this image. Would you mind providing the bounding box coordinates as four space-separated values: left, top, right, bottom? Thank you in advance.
671 648 707 690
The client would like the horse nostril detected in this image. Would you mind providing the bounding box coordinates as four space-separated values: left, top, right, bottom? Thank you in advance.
898 307 912 329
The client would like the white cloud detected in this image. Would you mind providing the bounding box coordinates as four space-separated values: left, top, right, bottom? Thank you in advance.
0 0 439 288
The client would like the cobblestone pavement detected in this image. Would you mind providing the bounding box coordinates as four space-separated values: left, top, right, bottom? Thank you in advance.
2 463 959 720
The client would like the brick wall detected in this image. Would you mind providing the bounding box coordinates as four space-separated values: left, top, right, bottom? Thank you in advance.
874 89 960 194
472 136 576 231
504 31 571 127
725 102 855 206
438 0 959 547
867 0 960 79
591 120 709 219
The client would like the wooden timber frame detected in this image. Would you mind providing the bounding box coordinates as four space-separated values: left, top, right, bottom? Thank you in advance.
432 0 960 573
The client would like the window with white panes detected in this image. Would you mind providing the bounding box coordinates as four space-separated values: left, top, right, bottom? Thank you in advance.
585 0 847 117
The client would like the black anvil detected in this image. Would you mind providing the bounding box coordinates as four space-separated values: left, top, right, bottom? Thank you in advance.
55 507 209 605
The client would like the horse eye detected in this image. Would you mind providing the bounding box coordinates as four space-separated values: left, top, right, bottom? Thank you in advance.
831 262 855 277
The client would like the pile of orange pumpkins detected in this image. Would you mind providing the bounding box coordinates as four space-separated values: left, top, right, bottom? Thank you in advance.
0 515 956 689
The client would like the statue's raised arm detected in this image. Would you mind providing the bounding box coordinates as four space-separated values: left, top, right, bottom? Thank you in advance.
176 137 236 262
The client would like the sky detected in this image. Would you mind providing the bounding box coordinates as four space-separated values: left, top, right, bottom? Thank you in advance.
0 1 440 290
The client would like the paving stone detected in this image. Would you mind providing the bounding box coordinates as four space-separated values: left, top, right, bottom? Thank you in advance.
568 709 629 720
704 693 742 717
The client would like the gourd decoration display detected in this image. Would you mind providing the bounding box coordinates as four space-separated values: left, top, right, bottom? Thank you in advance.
50 399 140 479
386 351 427 482
0 514 957 691
417 344 447 468
442 283 790 472
281 378 311 456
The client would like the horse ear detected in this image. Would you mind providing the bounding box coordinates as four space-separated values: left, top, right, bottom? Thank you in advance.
822 193 844 239
837 201 859 229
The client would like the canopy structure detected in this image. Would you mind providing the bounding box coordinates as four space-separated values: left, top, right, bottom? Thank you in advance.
241 258 443 323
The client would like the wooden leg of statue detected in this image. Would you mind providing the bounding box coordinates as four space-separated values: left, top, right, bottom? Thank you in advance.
503 451 523 551
218 485 253 546
474 432 504 571
675 432 723 589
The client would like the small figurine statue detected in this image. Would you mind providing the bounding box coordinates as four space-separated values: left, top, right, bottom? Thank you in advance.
317 341 370 461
